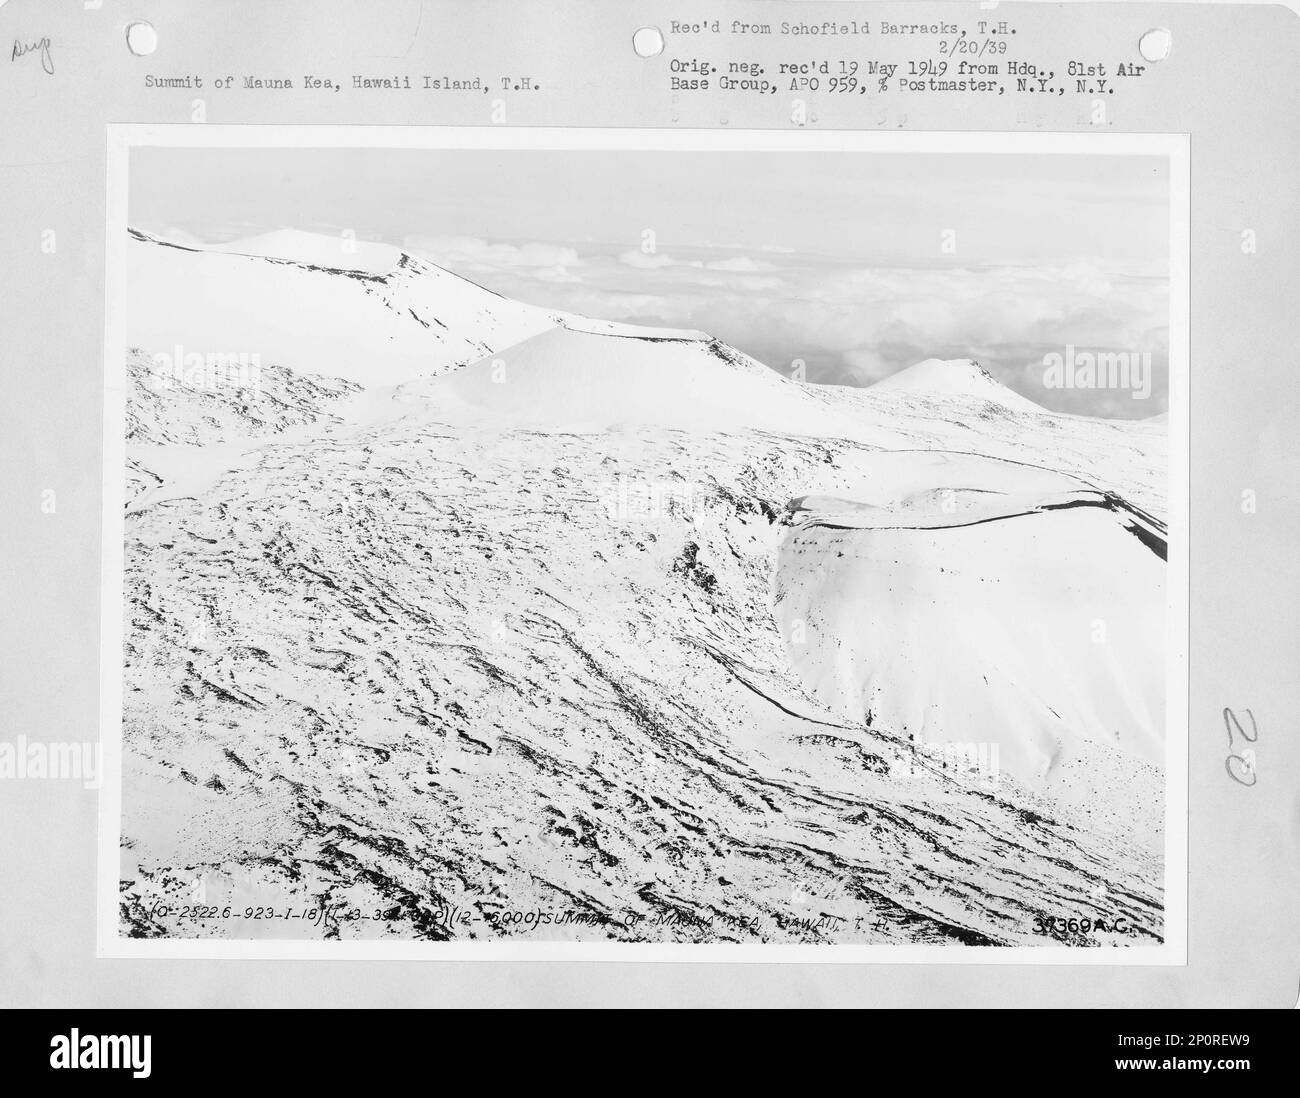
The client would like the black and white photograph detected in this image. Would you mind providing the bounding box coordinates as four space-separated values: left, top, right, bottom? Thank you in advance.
5 0 1300 1055
104 130 1186 956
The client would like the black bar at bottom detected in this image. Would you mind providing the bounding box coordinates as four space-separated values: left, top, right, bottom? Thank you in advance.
0 1008 1291 1084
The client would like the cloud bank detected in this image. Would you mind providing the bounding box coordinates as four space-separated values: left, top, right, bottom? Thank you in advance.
404 235 1169 419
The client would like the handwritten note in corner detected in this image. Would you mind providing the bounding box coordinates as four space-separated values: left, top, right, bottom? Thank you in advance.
11 35 54 75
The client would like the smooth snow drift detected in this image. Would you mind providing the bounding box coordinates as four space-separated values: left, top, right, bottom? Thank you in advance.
774 451 1165 832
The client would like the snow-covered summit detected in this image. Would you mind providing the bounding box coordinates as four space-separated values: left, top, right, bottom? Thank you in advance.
868 357 1043 412
412 323 870 438
126 227 562 384
201 228 405 275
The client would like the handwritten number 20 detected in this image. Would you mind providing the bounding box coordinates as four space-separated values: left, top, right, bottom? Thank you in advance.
1223 707 1258 787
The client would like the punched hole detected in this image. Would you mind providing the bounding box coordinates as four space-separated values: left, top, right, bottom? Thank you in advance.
1138 28 1171 63
632 27 664 58
125 21 158 56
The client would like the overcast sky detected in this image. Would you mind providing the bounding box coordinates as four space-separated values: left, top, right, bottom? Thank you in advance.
131 147 1170 417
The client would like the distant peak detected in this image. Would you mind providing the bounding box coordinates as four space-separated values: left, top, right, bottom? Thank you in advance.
867 357 1042 411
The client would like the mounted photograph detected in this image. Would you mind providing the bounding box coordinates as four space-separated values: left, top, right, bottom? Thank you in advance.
99 128 1188 960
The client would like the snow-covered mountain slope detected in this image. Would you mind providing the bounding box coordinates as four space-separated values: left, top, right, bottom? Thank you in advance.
117 252 1170 946
867 357 1045 413
773 452 1166 845
126 228 562 385
126 348 362 445
804 381 1168 520
120 420 1164 946
409 324 869 438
